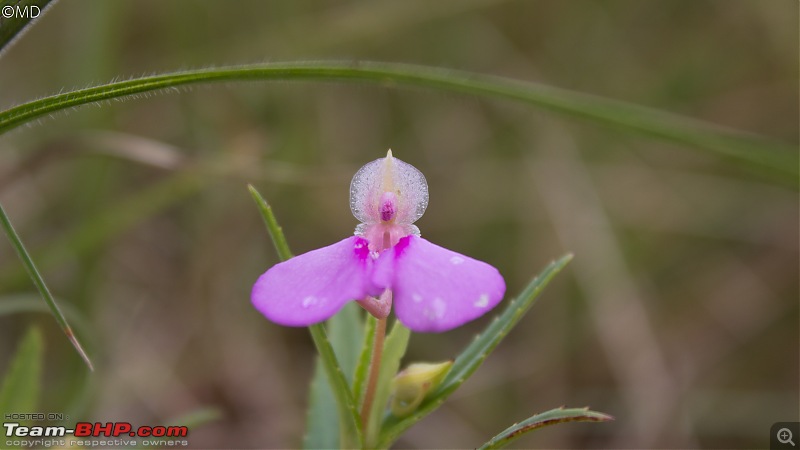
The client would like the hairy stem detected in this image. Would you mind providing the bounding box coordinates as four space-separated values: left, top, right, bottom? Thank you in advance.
360 317 387 431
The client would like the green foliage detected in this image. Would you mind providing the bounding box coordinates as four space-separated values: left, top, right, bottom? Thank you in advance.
248 184 293 261
0 327 44 419
164 407 223 430
304 356 339 449
0 0 53 56
0 202 93 370
478 407 614 449
352 314 378 407
377 254 574 448
0 63 794 184
304 303 364 449
249 184 363 448
365 321 410 447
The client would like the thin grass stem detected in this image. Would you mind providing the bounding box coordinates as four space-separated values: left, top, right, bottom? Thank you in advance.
0 202 94 371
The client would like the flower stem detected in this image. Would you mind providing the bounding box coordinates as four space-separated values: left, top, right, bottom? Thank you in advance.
360 316 387 431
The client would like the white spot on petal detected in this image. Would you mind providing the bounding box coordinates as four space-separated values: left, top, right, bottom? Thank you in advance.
424 298 447 320
412 293 423 303
450 256 464 265
302 296 318 308
433 298 446 318
474 294 489 308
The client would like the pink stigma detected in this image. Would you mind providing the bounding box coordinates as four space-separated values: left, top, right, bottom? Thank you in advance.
380 192 397 222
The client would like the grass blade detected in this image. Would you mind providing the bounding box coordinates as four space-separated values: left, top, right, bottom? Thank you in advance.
247 184 292 261
163 407 223 430
377 254 574 448
0 0 54 58
478 407 614 449
0 62 794 183
0 293 94 343
248 184 363 447
0 202 93 371
0 326 44 419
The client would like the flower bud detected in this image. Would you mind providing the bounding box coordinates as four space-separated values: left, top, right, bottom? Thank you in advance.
390 361 453 417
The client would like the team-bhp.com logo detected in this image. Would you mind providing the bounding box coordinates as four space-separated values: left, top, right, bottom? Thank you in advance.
5 422 188 437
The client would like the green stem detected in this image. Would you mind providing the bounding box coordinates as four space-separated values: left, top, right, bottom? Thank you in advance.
360 317 387 431
0 62 795 183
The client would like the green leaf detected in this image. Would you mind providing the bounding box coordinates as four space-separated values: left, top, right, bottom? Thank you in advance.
330 303 365 386
307 324 363 448
303 356 339 450
366 321 410 448
0 202 93 371
247 184 292 261
0 62 794 183
163 407 223 430
377 254 574 448
478 407 614 450
304 303 364 449
0 327 44 419
0 0 53 57
0 295 95 422
248 184 363 448
0 294 95 350
352 314 377 406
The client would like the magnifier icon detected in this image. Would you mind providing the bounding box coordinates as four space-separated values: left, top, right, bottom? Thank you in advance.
778 428 796 446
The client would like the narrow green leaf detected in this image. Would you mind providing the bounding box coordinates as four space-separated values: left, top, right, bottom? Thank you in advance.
0 295 95 423
0 294 94 345
248 184 363 448
352 314 377 406
377 254 574 448
330 303 365 384
0 202 93 371
163 407 223 430
303 357 339 449
307 324 363 448
304 303 364 449
0 0 53 57
247 184 292 261
0 327 44 418
0 62 794 183
478 407 614 450
366 321 410 448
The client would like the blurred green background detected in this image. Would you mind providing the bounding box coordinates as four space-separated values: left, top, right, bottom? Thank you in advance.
0 0 797 448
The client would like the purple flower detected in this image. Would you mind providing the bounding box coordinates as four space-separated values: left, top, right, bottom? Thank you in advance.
251 151 505 332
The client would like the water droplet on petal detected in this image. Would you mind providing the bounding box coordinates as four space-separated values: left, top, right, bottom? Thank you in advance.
474 294 489 308
412 293 423 303
302 296 318 308
450 256 464 265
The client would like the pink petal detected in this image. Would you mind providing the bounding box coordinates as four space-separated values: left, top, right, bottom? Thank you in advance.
251 236 375 327
378 236 506 332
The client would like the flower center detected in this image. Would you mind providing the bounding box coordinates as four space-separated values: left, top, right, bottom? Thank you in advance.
380 191 397 223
